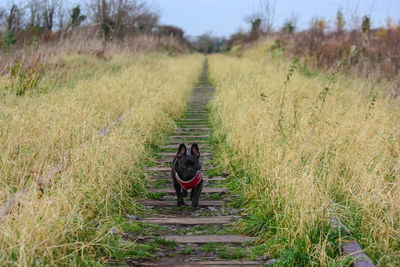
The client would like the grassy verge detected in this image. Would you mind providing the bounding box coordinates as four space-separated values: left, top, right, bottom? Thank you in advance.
208 42 400 266
0 52 203 265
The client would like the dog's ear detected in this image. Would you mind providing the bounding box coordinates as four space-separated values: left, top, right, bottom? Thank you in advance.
177 144 187 158
191 143 200 158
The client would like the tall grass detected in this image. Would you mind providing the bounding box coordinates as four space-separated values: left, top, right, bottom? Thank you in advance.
275 22 400 83
0 30 186 75
209 42 400 266
0 52 202 265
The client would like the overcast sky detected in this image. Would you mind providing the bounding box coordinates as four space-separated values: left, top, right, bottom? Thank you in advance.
1 0 399 37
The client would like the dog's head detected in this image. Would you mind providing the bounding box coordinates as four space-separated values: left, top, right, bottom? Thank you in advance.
174 143 201 181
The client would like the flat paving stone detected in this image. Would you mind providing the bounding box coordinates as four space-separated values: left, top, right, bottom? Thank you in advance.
162 235 254 243
170 135 210 139
148 187 228 194
176 130 210 133
178 124 209 127
139 200 224 207
177 128 210 131
155 157 213 163
175 132 210 135
141 216 233 225
179 122 208 124
183 115 208 117
166 140 209 144
178 119 208 124
141 261 262 267
176 128 210 131
342 241 375 267
180 118 208 121
147 167 172 172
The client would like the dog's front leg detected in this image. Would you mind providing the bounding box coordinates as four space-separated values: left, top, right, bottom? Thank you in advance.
191 180 203 208
173 178 185 206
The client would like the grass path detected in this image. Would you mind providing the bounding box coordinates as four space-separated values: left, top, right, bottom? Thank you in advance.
111 61 273 266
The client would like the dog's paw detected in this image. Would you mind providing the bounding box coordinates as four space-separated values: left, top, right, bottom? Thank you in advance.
191 201 199 208
177 200 185 206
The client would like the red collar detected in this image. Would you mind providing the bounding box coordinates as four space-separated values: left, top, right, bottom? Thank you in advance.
175 170 202 190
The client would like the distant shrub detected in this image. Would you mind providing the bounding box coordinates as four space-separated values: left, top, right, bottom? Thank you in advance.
2 31 17 52
281 20 296 34
276 18 400 82
229 45 243 58
270 39 284 51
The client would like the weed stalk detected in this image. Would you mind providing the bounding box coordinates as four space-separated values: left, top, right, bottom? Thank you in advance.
278 58 299 133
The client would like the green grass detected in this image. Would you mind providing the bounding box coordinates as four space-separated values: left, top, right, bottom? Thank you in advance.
153 237 178 249
173 225 234 235
204 166 224 177
179 247 195 255
120 221 167 236
146 191 167 200
207 193 225 200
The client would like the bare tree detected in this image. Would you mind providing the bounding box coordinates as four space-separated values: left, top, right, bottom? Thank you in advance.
57 1 65 29
335 8 346 33
88 0 159 39
6 4 24 32
24 0 60 31
43 0 60 31
344 0 361 30
7 4 17 31
0 7 7 31
258 0 276 35
26 0 41 27
2 3 22 49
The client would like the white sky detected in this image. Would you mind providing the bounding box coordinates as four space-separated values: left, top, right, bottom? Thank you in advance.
1 0 399 37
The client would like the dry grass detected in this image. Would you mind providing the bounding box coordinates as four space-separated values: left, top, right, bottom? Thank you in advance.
276 25 400 85
209 42 400 266
0 52 202 265
0 30 186 75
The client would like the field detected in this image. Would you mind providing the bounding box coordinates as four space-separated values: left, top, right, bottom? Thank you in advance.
1 38 399 266
0 51 202 265
208 43 400 266
2 0 400 265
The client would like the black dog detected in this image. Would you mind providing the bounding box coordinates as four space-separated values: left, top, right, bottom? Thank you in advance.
171 144 203 207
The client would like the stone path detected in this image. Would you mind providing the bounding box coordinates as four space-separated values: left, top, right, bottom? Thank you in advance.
113 61 273 266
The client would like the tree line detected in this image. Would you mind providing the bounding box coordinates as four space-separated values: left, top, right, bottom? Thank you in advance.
0 0 186 51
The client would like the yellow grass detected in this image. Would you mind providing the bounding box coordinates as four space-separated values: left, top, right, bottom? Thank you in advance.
0 52 202 265
209 43 400 266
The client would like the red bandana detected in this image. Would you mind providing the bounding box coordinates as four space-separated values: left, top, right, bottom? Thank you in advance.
175 170 203 190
